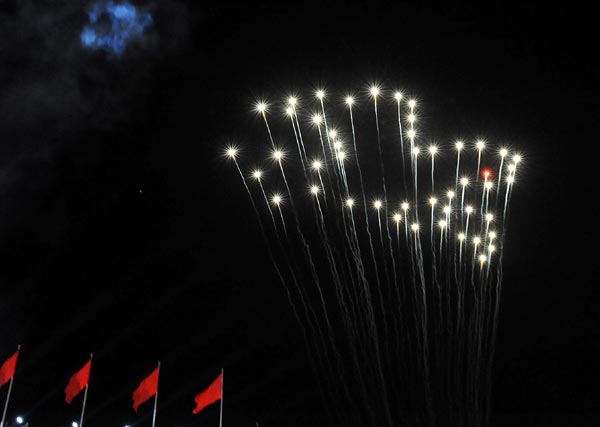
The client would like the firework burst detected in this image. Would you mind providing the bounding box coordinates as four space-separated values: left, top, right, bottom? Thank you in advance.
225 86 522 427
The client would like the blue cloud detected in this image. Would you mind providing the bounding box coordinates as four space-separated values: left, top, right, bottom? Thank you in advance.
81 1 152 54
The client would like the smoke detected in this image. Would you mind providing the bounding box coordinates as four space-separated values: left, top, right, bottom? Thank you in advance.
81 1 153 55
0 0 190 345
0 0 189 144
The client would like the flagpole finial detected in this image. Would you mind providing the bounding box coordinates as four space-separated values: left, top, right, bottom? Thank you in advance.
90 353 94 359
17 345 21 351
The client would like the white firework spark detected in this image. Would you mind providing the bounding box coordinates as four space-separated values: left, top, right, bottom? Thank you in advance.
226 85 522 427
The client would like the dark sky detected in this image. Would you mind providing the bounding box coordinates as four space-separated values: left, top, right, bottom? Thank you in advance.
0 1 597 427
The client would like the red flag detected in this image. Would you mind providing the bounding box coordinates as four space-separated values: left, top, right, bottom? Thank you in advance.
0 349 19 388
192 372 222 415
65 358 92 404
132 366 159 412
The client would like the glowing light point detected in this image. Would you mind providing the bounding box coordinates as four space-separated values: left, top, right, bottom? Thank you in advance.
345 96 354 106
408 99 416 108
507 176 515 184
72 422 78 427
485 213 494 222
256 102 267 113
285 107 294 116
413 147 421 156
373 200 383 210
408 113 416 123
312 114 323 125
438 219 447 229
429 197 437 206
485 181 493 190
465 205 474 214
407 129 416 139
16 417 24 425
316 90 325 99
346 198 355 208
479 254 488 263
310 185 320 195
460 177 469 186
312 160 322 170
429 145 438 155
489 231 497 240
393 213 402 222
458 232 466 241
473 236 481 246
401 202 410 211
288 97 297 106
370 86 380 96
394 92 403 101
443 205 451 214
333 141 343 150
447 190 455 200
329 130 338 139
488 245 496 253
476 140 485 150
507 164 516 173
337 151 346 161
273 150 284 160
411 223 420 232
513 154 522 164
455 141 464 151
226 147 237 158
272 195 282 205
482 169 492 179
252 170 262 180
500 148 508 157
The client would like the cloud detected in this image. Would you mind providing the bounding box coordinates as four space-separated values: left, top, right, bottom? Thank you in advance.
81 1 153 55
0 0 189 145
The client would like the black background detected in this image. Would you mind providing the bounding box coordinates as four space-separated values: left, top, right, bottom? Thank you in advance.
0 1 597 426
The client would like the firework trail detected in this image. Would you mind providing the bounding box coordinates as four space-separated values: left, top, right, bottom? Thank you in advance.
225 86 522 427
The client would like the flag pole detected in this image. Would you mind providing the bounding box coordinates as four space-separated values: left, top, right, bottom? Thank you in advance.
79 354 93 427
79 385 89 427
151 362 160 427
0 377 14 427
1 345 19 427
219 368 224 427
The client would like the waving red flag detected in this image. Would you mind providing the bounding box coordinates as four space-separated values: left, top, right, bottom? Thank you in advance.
192 372 222 415
0 348 19 388
65 357 92 404
132 365 160 412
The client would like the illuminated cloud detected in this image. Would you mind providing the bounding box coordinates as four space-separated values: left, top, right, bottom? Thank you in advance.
81 1 152 54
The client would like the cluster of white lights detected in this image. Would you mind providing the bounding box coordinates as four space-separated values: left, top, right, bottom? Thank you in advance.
256 90 419 114
232 88 523 273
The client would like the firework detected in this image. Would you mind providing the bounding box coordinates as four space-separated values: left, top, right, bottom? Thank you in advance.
226 86 521 427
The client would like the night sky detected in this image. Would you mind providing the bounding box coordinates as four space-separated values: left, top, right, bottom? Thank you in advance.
0 2 597 426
